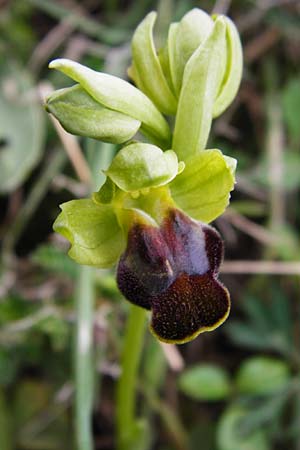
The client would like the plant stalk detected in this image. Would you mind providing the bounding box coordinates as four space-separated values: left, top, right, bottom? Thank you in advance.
116 305 147 450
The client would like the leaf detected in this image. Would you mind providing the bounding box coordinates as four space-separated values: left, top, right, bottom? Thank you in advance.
282 77 300 142
46 84 141 144
178 364 231 401
213 16 243 117
169 8 213 96
131 12 177 115
53 199 125 267
0 65 45 192
106 143 180 192
235 356 290 395
170 149 236 223
216 406 269 450
172 17 227 160
49 58 171 147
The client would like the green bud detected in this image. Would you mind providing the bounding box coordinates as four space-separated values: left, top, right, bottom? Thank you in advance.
169 8 214 96
172 17 227 160
46 84 141 144
49 58 171 148
130 12 177 115
213 16 243 117
105 142 181 192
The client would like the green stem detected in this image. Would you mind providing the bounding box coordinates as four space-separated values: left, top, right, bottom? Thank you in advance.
116 305 147 450
75 264 95 450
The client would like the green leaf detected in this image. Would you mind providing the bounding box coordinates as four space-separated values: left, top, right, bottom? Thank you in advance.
170 149 236 223
213 16 243 118
106 143 180 192
282 77 300 143
235 356 290 395
169 8 213 96
0 65 45 192
49 58 171 147
53 199 125 267
178 364 231 401
131 12 177 115
216 406 269 450
46 84 141 144
172 17 227 160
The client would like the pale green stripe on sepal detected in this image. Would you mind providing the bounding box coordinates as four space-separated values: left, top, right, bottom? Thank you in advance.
46 84 141 144
169 8 214 96
106 142 180 192
131 12 177 115
172 17 227 161
49 58 171 147
53 199 125 267
170 149 236 223
213 16 243 118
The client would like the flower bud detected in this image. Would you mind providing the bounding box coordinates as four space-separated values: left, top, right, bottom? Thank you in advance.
46 84 141 144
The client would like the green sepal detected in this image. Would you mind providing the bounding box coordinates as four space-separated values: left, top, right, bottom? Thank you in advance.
172 17 227 160
169 8 214 96
46 84 141 144
49 58 171 147
170 149 236 223
213 16 243 118
92 177 116 204
53 199 125 267
106 142 181 192
131 12 177 115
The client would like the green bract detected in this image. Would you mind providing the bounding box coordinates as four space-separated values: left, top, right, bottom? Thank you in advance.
48 59 171 147
105 143 181 192
46 85 141 144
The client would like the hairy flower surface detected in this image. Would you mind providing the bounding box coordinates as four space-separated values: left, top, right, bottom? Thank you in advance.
117 208 230 343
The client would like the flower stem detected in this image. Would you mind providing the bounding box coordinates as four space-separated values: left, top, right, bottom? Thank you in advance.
75 264 95 450
116 305 147 450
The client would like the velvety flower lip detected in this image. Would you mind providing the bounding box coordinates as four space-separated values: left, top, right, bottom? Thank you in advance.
117 208 230 344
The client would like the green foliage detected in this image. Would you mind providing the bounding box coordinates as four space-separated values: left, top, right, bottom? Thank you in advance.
0 65 45 192
235 356 290 395
178 364 231 401
216 406 269 450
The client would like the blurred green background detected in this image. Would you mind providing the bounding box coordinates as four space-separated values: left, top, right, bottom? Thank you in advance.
1 0 300 449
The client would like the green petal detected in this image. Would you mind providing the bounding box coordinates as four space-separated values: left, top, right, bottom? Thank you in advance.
170 149 236 223
46 84 141 144
106 143 180 192
213 16 243 118
169 8 214 96
131 12 177 115
49 58 171 147
53 199 125 267
172 17 227 160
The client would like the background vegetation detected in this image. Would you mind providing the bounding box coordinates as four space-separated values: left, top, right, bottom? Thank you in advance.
1 0 300 449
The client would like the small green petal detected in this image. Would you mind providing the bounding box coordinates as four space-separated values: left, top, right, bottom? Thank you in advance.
46 84 141 144
213 16 243 118
170 149 236 223
169 8 214 96
131 12 177 115
172 17 227 160
53 199 125 267
92 177 116 205
49 58 171 147
106 143 179 192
